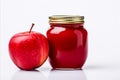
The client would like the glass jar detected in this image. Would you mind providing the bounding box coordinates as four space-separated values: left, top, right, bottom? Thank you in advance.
47 15 88 69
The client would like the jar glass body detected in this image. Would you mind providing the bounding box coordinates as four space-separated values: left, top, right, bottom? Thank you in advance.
47 23 88 69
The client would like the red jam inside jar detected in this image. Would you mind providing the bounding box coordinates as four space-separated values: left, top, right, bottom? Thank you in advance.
47 15 88 69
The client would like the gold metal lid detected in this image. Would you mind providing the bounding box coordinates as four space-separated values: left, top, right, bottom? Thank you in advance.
49 15 84 24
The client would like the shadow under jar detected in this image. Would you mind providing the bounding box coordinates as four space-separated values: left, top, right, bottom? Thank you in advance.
47 15 88 69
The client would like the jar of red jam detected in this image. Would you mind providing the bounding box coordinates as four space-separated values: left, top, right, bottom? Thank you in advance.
47 15 88 69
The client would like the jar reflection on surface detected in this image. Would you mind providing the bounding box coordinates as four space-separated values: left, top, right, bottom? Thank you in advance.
47 15 88 69
48 70 87 80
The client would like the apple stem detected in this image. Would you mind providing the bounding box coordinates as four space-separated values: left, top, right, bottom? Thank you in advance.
29 23 35 33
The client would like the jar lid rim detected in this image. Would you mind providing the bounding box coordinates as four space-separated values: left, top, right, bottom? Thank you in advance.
49 15 84 24
49 15 84 19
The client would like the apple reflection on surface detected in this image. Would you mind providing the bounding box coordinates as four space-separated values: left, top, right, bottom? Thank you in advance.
12 70 47 80
48 70 87 80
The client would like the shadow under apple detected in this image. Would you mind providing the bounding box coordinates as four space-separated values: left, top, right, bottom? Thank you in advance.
12 70 47 80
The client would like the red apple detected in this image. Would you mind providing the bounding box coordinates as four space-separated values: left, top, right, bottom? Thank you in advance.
9 23 49 70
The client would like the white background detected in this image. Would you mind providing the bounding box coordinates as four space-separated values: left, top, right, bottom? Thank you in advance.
1 0 120 80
